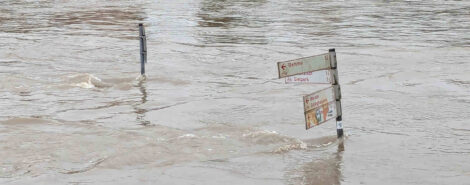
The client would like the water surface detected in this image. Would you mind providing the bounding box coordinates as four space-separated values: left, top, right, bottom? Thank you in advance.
1 0 470 184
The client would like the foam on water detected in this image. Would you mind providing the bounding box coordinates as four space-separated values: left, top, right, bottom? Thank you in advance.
68 73 109 89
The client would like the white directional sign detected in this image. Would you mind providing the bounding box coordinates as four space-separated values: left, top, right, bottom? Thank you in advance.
273 49 342 132
305 101 337 129
303 86 338 113
285 70 334 84
277 53 331 78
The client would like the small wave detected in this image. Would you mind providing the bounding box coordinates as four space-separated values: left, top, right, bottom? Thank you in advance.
303 135 339 148
242 130 282 144
75 78 95 88
211 134 227 139
178 133 197 138
273 139 308 153
242 130 308 153
242 130 306 153
446 79 470 87
68 73 110 89
242 130 278 137
67 73 148 90
59 158 106 174
135 74 146 82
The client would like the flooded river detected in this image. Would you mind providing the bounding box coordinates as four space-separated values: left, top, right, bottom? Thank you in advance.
1 0 470 184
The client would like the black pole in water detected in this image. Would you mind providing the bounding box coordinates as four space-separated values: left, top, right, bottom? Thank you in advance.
336 115 343 137
139 23 147 75
329 48 343 138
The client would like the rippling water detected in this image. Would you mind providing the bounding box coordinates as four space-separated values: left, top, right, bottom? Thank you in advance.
1 0 469 184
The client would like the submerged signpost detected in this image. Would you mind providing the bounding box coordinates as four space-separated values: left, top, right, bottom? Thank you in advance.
277 49 343 137
139 23 147 75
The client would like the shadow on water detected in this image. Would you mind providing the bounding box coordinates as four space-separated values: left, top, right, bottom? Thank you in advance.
196 0 269 45
298 140 344 185
135 79 151 126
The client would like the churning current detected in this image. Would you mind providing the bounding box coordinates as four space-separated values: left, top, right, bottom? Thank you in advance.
1 0 470 184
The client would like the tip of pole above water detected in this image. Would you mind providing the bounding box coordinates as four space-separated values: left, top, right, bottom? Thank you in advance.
139 23 147 75
329 48 335 52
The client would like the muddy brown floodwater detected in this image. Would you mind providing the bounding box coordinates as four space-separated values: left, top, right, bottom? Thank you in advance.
1 0 470 184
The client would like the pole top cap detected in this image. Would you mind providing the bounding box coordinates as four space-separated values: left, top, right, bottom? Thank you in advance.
139 23 143 26
329 48 335 52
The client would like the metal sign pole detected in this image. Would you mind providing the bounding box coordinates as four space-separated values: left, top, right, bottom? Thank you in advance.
329 48 343 138
139 23 147 75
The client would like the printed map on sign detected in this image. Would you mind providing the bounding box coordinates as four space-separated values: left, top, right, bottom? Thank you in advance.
285 70 334 84
277 53 331 78
305 101 337 129
303 86 337 129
